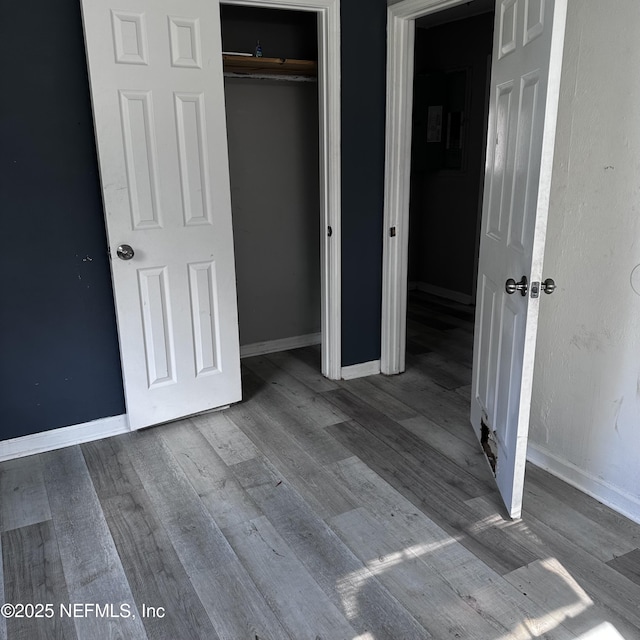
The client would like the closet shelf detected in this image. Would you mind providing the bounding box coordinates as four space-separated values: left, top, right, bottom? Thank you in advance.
222 54 317 77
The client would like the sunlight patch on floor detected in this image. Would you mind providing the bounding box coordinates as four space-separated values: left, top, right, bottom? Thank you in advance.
338 536 627 639
577 622 626 639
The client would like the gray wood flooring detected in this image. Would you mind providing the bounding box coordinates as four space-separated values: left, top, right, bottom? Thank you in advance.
2 291 640 639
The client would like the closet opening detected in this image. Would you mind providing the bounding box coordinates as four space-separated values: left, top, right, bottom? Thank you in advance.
221 5 324 375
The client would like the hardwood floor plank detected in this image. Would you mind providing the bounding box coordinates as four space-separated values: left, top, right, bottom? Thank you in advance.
102 491 220 640
409 289 472 310
468 494 640 632
409 296 475 333
328 507 504 639
366 372 478 445
243 355 348 427
0 456 51 532
230 456 431 640
525 463 640 549
125 430 291 640
160 421 263 531
406 319 474 366
408 308 474 337
607 548 640 587
192 411 259 466
42 446 148 640
266 348 339 393
522 481 636 563
460 581 578 640
399 414 491 484
408 350 472 390
326 456 459 539
225 516 357 640
369 359 443 393
225 397 356 519
326 420 538 575
323 387 494 499
2 522 76 640
84 437 220 640
505 558 638 640
407 305 457 331
454 384 473 402
326 457 580 639
326 455 508 580
406 337 432 355
240 368 352 465
81 436 143 499
337 376 418 422
3 293 640 638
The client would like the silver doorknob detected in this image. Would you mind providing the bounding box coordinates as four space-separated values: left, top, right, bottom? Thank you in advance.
542 278 556 294
116 244 135 261
505 275 528 296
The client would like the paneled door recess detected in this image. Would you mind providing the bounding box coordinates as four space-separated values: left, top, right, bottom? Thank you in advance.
80 0 241 429
471 0 567 518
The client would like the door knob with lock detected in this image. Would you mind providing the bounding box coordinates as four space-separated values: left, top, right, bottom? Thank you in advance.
541 278 556 294
116 244 135 261
505 275 528 296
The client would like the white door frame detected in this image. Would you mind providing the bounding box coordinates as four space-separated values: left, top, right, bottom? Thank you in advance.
381 0 482 375
223 0 341 379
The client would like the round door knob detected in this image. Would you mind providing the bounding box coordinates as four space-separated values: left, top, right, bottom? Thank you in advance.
505 276 528 296
116 244 135 261
542 278 556 294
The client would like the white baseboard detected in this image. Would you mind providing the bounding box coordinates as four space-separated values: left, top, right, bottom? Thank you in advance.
527 442 640 526
0 414 129 463
240 332 321 359
413 282 474 306
341 360 381 380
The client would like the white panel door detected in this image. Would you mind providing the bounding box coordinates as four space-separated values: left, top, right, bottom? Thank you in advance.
80 0 241 429
471 0 567 518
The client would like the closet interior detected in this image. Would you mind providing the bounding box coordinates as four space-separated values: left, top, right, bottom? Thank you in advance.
220 5 322 359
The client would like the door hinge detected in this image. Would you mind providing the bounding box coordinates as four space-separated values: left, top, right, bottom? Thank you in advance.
390 226 397 237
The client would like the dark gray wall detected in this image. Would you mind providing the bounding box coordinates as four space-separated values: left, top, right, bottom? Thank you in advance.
220 5 317 59
0 0 388 441
0 0 126 440
225 78 321 346
409 13 493 298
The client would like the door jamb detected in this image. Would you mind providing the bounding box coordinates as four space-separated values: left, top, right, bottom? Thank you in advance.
381 0 479 375
222 0 341 379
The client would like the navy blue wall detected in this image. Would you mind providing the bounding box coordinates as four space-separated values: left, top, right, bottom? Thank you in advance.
340 0 387 366
0 0 387 440
0 0 126 440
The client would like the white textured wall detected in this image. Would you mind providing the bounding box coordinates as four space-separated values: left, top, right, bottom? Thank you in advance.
529 0 640 522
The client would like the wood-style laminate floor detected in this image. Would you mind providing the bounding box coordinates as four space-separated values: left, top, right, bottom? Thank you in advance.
2 291 640 639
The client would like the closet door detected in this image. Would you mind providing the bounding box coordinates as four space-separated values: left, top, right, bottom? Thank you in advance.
80 0 241 428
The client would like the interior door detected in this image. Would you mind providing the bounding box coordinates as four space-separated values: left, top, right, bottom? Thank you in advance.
471 0 567 518
80 0 241 429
